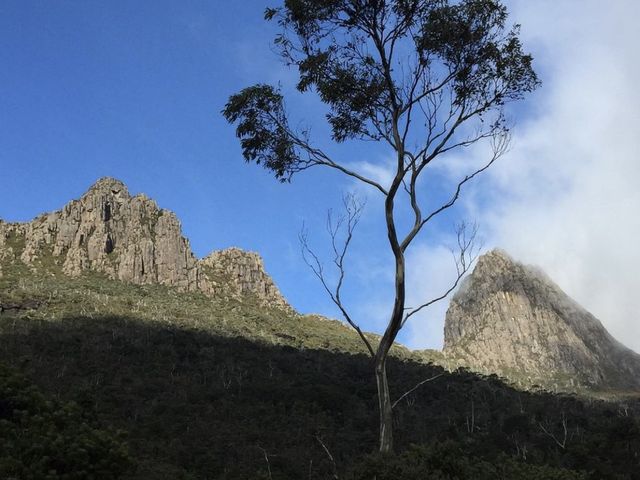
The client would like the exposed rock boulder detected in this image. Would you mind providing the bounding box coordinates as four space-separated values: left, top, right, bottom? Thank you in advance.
0 178 290 310
443 249 640 391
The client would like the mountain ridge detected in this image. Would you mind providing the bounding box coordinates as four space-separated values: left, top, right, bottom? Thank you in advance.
2 178 639 395
0 177 289 310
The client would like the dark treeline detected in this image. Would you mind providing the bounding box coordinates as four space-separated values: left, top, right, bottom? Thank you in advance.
1 314 639 479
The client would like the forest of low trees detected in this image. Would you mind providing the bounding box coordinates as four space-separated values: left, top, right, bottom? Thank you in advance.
1 311 638 479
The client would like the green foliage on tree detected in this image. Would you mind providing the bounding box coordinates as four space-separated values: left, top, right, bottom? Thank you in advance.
0 363 133 480
223 0 540 453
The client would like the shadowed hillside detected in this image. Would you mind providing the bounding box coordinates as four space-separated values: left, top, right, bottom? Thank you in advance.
1 311 639 479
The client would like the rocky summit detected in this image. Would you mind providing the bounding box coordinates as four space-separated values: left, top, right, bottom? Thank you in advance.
0 177 289 309
443 249 640 392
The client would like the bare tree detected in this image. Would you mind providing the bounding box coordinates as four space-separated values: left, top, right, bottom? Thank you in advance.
223 0 539 453
539 412 569 450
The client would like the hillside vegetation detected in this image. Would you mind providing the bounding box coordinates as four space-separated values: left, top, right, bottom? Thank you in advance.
1 257 639 479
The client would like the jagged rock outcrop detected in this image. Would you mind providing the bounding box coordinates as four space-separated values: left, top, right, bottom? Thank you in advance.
443 249 640 391
198 248 289 309
0 178 289 309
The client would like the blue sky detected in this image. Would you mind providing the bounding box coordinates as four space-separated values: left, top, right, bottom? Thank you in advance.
1 1 638 352
0 0 355 313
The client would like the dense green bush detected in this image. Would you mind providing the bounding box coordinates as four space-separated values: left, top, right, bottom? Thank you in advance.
347 441 587 480
0 364 133 479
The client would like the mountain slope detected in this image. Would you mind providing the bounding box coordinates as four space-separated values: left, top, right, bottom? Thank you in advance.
443 249 640 392
0 266 637 479
0 177 406 359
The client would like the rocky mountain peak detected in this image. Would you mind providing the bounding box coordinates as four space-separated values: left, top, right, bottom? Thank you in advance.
444 249 640 392
0 179 290 310
78 177 133 219
85 176 129 196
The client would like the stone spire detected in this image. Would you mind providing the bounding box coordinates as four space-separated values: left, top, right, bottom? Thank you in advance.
443 249 640 391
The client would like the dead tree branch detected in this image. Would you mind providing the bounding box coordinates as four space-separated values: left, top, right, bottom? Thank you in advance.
539 412 568 450
300 194 375 357
391 373 444 409
402 222 481 327
258 447 273 480
315 435 339 480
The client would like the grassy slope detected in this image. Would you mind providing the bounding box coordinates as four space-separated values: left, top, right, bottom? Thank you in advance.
0 243 411 358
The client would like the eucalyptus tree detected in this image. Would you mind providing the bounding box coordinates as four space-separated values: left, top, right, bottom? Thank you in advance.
223 0 539 453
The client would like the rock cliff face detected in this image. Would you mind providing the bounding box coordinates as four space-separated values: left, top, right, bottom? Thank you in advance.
443 249 640 391
0 178 289 309
198 248 289 309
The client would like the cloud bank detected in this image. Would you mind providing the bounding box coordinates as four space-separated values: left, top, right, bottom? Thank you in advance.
405 0 640 352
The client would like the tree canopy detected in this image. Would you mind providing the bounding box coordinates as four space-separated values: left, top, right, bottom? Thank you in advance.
225 0 538 185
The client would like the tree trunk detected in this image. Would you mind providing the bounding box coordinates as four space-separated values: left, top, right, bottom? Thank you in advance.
374 139 406 455
375 358 393 453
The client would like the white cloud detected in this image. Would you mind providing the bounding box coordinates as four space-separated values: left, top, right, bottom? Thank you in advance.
401 242 465 349
351 158 396 190
461 0 640 353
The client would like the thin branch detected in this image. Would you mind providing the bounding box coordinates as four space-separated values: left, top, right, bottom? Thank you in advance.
264 110 390 195
315 435 339 480
258 447 273 480
303 152 390 196
400 132 509 252
402 222 480 326
399 67 459 116
391 373 443 409
299 196 375 357
539 412 568 450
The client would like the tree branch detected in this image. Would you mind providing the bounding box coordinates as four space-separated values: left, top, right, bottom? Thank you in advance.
400 132 509 252
539 412 568 450
299 195 375 357
315 435 339 480
264 111 391 195
402 222 481 326
392 373 444 409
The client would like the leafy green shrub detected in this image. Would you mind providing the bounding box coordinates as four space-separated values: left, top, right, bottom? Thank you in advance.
347 441 587 480
0 363 133 479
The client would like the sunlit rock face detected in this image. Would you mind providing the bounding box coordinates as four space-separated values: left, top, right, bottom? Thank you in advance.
198 247 289 309
444 249 640 392
0 177 289 310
